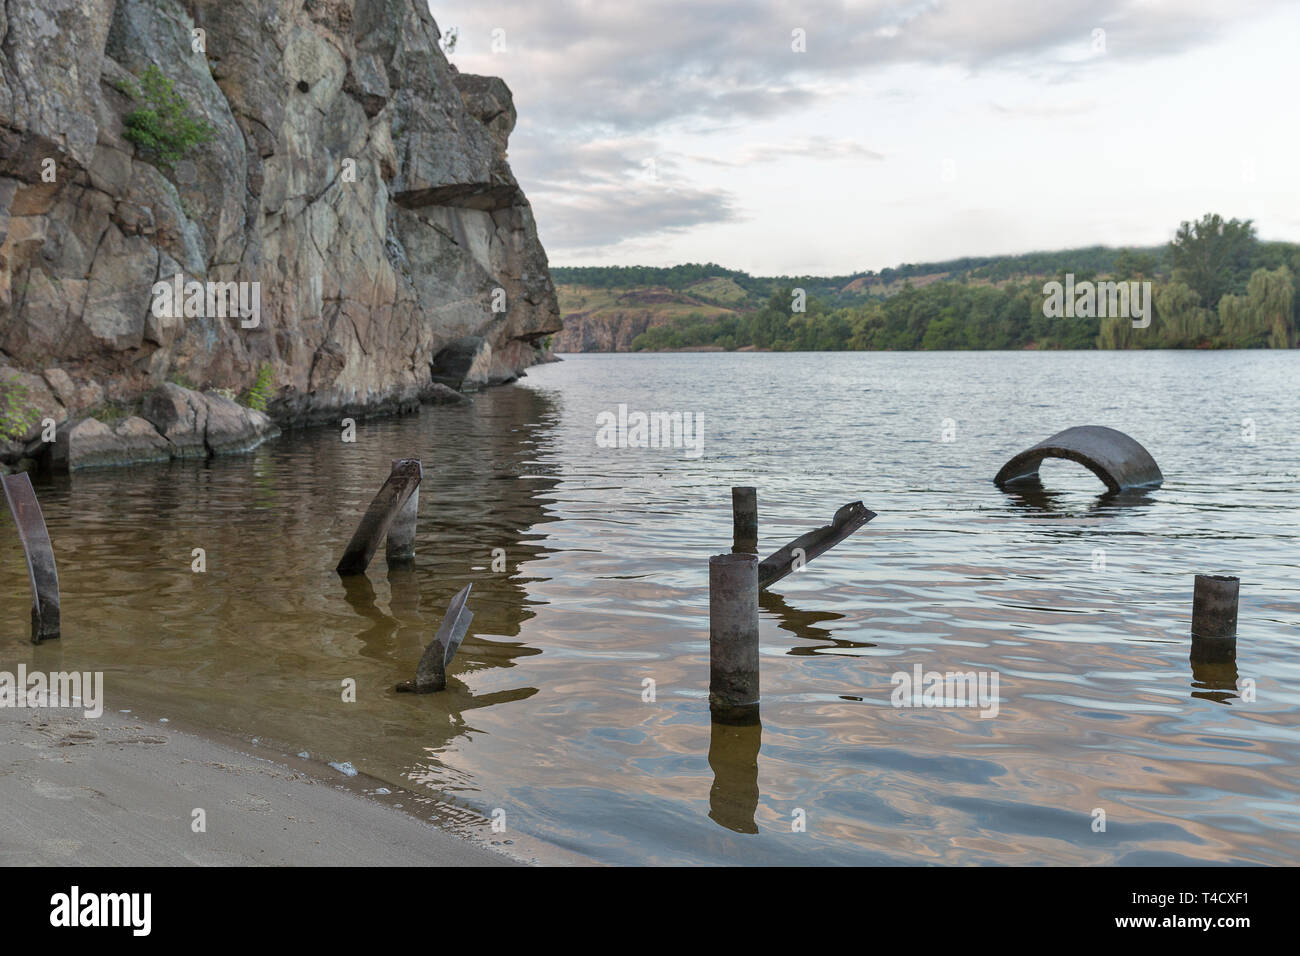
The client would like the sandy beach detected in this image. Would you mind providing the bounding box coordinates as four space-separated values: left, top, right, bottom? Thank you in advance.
0 707 519 867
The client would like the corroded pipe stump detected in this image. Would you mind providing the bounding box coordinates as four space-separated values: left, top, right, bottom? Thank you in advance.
385 458 419 566
1191 574 1239 662
731 486 757 554
709 551 760 725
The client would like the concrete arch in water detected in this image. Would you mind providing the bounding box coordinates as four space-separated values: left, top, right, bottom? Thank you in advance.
994 425 1163 494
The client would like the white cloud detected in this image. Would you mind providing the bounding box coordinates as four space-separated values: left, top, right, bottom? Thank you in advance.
430 0 1300 271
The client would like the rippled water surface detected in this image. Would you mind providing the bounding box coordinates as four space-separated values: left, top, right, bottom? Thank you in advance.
4 351 1298 864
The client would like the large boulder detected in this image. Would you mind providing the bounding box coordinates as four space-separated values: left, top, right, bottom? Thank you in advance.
141 382 279 457
49 416 173 471
419 382 470 405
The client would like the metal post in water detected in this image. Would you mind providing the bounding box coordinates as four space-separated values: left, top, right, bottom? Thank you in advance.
731 486 757 554
385 459 419 567
336 458 422 575
709 551 760 725
1191 574 1239 662
1192 574 1238 639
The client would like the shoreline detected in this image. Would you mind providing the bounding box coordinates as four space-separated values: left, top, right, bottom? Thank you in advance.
0 704 589 867
550 345 1284 355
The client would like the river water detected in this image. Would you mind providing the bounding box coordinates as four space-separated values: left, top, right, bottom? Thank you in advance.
3 350 1298 864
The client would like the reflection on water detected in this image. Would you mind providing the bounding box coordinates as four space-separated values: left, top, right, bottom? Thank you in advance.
1190 655 1241 705
2 350 1299 864
1000 475 1161 515
1189 636 1241 705
760 590 875 656
709 720 762 834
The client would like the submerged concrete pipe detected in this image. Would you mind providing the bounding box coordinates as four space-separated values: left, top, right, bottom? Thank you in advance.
2 473 60 642
993 425 1162 493
710 552 760 725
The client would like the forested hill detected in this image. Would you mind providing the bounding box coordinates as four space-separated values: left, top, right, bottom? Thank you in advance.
549 215 1299 352
552 245 1161 309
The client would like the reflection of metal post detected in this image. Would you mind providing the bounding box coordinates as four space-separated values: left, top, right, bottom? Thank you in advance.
336 459 422 575
1190 653 1239 703
385 459 419 567
710 552 759 725
731 486 757 554
2 473 60 643
709 719 761 833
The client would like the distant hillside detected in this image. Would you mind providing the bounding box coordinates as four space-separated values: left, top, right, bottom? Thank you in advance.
550 246 1168 351
550 220 1299 352
552 245 1165 308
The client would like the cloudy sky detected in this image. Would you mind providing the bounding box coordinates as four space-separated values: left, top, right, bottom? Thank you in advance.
432 1 1300 275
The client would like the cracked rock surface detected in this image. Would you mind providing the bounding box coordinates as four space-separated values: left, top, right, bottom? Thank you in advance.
0 0 561 448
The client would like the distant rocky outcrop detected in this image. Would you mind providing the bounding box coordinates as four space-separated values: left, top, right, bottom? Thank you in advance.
552 287 737 352
554 312 660 352
0 0 561 464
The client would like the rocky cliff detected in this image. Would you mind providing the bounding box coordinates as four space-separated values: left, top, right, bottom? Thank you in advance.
0 0 561 464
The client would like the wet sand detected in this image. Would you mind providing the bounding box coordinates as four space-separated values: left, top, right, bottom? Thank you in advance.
0 707 520 867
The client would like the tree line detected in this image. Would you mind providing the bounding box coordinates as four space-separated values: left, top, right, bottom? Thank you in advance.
617 214 1297 351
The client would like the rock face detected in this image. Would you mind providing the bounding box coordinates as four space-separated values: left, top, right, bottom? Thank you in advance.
0 0 561 442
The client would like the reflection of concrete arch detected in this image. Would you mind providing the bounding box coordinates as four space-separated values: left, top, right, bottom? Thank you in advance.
994 425 1162 494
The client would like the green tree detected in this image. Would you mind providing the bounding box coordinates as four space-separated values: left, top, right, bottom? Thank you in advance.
1114 247 1160 279
1217 266 1294 348
1154 281 1211 347
0 374 42 441
1168 213 1257 309
1247 265 1295 348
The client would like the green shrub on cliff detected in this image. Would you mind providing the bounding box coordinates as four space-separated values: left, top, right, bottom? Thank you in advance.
241 364 275 413
119 65 215 167
0 374 42 442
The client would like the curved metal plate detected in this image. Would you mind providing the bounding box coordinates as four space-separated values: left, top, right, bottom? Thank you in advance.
408 582 474 693
2 472 60 642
